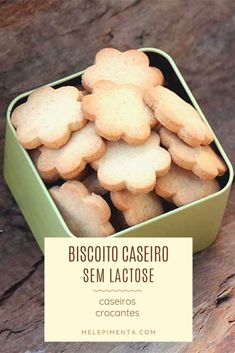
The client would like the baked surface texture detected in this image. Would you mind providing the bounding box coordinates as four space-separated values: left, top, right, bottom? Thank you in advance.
92 132 171 193
82 48 163 91
82 80 157 144
155 164 220 206
144 86 214 147
11 86 86 149
36 122 105 181
111 190 164 226
49 181 114 237
159 126 226 180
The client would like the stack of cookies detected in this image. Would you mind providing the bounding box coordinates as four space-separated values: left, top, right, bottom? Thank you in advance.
11 48 226 237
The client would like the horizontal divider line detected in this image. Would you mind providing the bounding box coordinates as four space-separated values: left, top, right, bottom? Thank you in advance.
93 289 142 292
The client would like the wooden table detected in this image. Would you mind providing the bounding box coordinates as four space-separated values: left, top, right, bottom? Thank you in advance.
0 1 234 352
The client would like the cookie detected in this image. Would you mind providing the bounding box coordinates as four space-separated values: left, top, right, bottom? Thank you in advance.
30 148 58 183
159 127 226 180
82 48 163 92
49 181 114 237
11 86 86 149
35 123 105 181
82 172 108 196
82 80 157 144
92 132 171 193
111 190 164 226
144 86 214 147
155 164 220 207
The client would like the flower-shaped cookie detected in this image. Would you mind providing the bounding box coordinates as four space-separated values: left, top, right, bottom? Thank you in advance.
49 181 114 237
92 132 171 193
111 190 164 226
82 48 164 92
144 86 214 147
82 81 157 144
159 127 226 180
36 123 105 181
155 164 220 207
12 86 86 149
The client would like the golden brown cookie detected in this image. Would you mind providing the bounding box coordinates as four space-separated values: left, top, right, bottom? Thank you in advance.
82 48 163 91
82 80 157 144
12 86 86 149
111 190 164 226
35 123 105 181
155 164 220 206
92 132 171 193
144 86 214 147
49 181 114 237
159 126 226 180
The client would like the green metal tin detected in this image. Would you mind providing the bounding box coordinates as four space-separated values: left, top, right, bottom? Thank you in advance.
3 48 233 253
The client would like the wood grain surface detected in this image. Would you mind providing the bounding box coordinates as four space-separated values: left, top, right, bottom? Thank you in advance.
0 1 234 352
